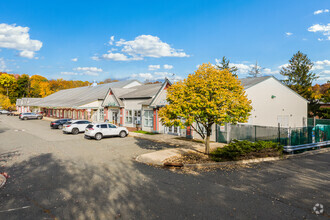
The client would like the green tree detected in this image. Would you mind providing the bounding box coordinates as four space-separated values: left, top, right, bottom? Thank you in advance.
280 51 318 98
216 56 238 76
159 63 252 154
17 74 30 97
280 51 319 116
0 74 17 96
248 61 263 77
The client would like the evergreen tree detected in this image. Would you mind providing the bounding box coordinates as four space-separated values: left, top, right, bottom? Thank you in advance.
17 74 30 97
248 61 263 77
216 56 238 76
280 51 318 99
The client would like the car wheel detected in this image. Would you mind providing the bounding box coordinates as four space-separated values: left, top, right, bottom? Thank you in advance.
58 125 63 130
72 128 79 135
95 133 102 140
23 117 28 120
119 131 127 138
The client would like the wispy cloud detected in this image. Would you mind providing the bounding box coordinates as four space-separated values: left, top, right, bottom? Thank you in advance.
163 64 173 70
148 65 160 71
314 9 329 15
308 23 330 41
61 67 103 76
131 71 182 82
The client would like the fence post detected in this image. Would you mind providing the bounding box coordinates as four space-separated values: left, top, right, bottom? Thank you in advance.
226 123 231 144
278 123 281 144
254 126 257 142
288 127 291 146
313 117 316 127
215 124 218 142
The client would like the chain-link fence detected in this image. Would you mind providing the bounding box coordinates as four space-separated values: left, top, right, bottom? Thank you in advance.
216 123 330 146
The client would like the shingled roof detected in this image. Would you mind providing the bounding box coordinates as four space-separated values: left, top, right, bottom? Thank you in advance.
239 76 272 89
31 80 139 108
16 98 42 106
119 83 163 99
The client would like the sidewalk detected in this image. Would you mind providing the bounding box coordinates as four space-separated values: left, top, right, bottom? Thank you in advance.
131 132 225 165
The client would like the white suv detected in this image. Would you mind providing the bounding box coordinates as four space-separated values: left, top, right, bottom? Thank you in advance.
84 123 129 140
62 120 91 134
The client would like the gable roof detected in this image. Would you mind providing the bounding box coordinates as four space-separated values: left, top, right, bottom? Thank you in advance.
119 83 163 99
32 80 138 108
149 78 172 107
240 76 308 102
239 76 272 89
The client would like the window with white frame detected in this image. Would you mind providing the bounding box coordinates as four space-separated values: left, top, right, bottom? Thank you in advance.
144 110 153 127
125 110 132 124
134 110 141 124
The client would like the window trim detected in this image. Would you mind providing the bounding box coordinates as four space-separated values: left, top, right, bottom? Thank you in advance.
144 110 153 127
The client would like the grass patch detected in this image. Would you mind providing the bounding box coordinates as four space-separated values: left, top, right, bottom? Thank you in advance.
133 130 156 135
210 140 283 162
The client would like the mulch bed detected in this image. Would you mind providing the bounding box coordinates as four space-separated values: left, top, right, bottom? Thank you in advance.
164 149 282 165
164 151 214 165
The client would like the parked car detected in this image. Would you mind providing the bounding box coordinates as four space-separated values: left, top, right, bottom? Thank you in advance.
0 110 9 114
84 123 128 140
62 120 91 134
19 112 43 120
50 119 71 129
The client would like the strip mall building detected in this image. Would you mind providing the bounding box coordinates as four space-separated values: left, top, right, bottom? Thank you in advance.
18 76 308 139
20 79 174 133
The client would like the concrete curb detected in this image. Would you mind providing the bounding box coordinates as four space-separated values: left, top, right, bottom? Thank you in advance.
183 147 330 168
184 156 282 168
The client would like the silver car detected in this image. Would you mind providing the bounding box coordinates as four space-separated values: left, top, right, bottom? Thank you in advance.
19 112 43 120
0 110 9 114
84 123 129 140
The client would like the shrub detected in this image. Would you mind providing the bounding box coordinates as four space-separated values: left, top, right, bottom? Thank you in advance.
210 140 283 162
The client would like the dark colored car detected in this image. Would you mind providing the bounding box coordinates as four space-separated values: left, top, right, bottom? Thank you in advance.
50 119 72 129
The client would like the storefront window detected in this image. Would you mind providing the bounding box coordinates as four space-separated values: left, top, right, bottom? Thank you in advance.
134 110 141 124
125 110 132 123
144 110 153 127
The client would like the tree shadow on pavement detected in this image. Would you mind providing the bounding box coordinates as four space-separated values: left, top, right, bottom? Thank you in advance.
133 137 179 150
0 153 181 219
0 152 328 219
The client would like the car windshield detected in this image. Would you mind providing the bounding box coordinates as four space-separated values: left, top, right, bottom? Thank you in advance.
86 124 94 128
65 122 72 125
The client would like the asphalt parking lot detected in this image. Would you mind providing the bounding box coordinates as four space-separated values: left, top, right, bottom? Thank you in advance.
0 115 329 219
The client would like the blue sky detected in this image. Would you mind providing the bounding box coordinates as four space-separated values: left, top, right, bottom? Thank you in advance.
0 0 329 84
